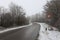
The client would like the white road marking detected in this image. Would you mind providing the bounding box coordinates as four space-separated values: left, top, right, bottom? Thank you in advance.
0 23 32 33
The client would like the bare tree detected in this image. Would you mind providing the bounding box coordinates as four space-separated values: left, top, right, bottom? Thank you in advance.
30 13 46 23
0 3 29 28
9 3 29 26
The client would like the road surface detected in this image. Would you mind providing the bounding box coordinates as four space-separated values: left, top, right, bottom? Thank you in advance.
1 23 60 40
0 23 40 40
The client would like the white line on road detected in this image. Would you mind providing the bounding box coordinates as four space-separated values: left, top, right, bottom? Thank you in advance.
0 23 33 33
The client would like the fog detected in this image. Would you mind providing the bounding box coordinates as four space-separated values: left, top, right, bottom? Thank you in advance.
0 0 48 16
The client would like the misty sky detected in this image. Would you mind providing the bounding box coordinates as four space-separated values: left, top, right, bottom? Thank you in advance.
0 0 48 16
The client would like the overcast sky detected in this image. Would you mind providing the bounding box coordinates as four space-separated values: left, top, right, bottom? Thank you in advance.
0 0 48 16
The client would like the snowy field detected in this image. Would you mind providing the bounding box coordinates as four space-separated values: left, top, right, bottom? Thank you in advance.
38 23 60 40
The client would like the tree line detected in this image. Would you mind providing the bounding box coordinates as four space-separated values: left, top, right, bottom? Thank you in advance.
0 3 29 28
30 0 60 31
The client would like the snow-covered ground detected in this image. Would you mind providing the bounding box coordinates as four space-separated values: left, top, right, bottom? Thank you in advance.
38 23 60 40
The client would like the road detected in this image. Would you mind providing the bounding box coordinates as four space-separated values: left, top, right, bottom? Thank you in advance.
0 23 40 40
1 23 60 40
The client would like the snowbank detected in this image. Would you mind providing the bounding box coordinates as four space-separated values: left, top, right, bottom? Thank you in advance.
38 23 60 40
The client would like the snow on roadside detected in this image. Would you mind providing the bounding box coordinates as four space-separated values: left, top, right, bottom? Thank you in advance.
38 23 60 40
48 31 60 40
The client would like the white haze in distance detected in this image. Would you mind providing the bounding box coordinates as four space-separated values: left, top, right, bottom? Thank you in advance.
0 0 49 16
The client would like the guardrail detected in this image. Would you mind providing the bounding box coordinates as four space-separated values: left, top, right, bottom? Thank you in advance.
0 23 40 40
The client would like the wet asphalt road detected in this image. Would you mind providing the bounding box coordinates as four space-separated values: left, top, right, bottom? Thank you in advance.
0 23 40 40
